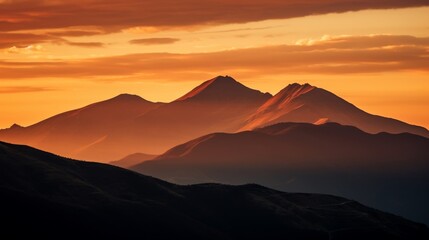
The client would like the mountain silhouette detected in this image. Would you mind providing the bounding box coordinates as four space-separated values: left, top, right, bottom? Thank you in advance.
241 83 429 138
133 122 429 224
109 152 156 168
1 141 428 239
0 76 428 162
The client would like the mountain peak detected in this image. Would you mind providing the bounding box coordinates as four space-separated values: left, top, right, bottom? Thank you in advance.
257 83 316 110
112 93 145 101
105 93 157 105
280 83 315 96
10 123 23 129
175 75 272 102
212 75 236 83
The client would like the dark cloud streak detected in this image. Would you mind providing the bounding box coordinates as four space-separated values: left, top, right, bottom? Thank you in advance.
46 30 105 37
0 0 427 32
0 32 105 49
0 86 54 94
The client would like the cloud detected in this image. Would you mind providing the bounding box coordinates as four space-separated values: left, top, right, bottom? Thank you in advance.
1 1 426 50
0 32 105 49
62 40 105 48
0 35 427 79
0 32 51 48
46 30 105 37
199 26 280 34
0 86 54 94
129 38 180 45
296 34 429 48
0 0 427 32
5 44 44 54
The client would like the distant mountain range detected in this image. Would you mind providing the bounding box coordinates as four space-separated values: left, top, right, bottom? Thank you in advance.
133 122 429 224
0 75 427 162
1 141 428 239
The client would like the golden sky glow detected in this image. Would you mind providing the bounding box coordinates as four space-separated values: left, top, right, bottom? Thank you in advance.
0 1 429 129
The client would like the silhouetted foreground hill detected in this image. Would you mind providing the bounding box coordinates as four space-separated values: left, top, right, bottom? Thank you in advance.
1 141 428 239
133 122 429 225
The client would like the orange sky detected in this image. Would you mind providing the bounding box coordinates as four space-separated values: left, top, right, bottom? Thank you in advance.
0 1 429 129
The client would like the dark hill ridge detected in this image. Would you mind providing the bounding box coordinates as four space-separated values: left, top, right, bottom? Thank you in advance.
133 122 429 224
0 141 428 239
0 75 428 162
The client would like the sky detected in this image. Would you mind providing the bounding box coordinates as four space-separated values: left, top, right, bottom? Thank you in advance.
1 0 429 129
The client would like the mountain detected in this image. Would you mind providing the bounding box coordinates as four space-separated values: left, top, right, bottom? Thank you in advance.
1 76 428 162
241 83 429 138
109 152 156 168
0 94 163 161
133 122 429 224
1 141 428 239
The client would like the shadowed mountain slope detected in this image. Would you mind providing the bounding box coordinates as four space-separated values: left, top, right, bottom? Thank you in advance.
1 141 428 239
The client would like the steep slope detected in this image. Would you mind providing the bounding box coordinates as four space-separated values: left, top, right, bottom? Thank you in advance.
133 122 429 224
1 141 428 239
0 94 162 162
242 83 429 138
109 152 157 168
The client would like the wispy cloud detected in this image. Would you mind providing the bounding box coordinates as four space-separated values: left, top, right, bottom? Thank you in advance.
0 32 51 49
0 32 105 49
129 38 180 45
46 30 105 37
0 86 54 94
0 35 427 79
61 40 105 48
5 44 44 54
